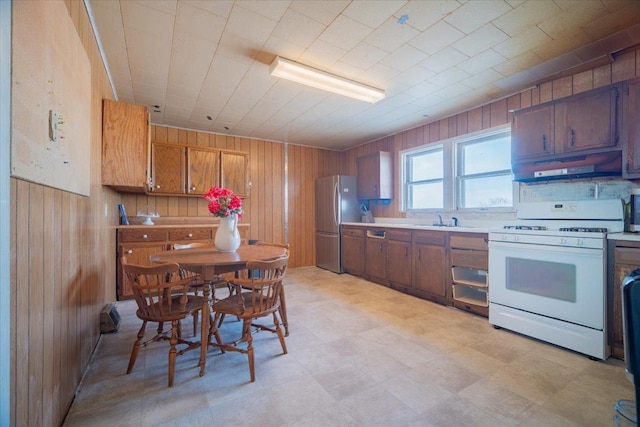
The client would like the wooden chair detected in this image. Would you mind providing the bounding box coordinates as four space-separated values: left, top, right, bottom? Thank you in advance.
209 255 289 382
121 256 204 387
255 242 290 336
171 242 230 335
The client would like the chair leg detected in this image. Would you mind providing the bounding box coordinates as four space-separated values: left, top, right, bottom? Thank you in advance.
192 310 199 337
168 320 179 387
274 314 287 355
127 321 147 374
244 319 255 382
279 286 289 336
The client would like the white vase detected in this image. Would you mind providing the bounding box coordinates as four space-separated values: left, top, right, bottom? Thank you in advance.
215 214 241 252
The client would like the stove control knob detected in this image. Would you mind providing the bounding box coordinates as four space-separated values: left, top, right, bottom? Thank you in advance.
513 235 519 242
501 235 507 241
560 238 567 245
576 239 584 246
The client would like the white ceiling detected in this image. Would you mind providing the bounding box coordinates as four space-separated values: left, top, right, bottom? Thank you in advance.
87 0 640 151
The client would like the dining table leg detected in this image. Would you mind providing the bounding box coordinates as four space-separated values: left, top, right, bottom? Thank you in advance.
199 282 211 376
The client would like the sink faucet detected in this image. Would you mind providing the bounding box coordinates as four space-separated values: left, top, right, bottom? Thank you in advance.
452 217 458 227
438 214 443 225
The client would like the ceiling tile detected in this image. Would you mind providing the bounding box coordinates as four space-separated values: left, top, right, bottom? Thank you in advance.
342 0 407 29
182 0 233 18
538 2 606 40
462 68 505 88
380 44 428 72
395 1 462 31
444 0 513 34
234 0 291 22
420 47 468 73
289 0 349 25
457 49 506 74
298 39 348 69
340 42 388 69
365 17 420 53
452 23 510 57
492 0 562 37
493 26 552 59
318 15 373 51
271 9 325 48
409 21 465 55
429 67 470 86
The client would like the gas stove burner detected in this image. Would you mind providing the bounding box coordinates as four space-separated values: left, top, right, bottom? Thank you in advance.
503 225 548 230
559 227 608 233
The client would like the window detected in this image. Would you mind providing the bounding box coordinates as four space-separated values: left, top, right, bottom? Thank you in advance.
404 146 443 210
400 125 512 213
456 130 512 209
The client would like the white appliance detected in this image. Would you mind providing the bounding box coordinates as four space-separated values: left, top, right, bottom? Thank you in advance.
489 199 625 360
315 175 361 273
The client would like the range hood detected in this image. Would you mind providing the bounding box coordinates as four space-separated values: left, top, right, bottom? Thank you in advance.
512 151 622 182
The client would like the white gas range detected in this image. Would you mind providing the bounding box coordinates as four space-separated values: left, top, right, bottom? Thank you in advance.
488 199 625 360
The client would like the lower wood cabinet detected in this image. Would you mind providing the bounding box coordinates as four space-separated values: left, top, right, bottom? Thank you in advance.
340 225 490 317
342 226 365 274
386 230 412 291
609 240 640 360
365 231 386 282
116 225 249 299
413 231 448 305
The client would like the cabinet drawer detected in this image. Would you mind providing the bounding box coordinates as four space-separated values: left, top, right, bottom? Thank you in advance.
615 247 640 265
450 234 488 250
342 227 365 237
169 229 211 241
450 249 488 270
119 229 168 242
452 284 488 307
386 230 411 242
414 231 446 246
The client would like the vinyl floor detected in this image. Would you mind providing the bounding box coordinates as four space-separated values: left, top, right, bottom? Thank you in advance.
63 267 634 426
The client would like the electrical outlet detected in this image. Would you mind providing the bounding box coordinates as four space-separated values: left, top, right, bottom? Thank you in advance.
104 203 108 217
49 110 64 143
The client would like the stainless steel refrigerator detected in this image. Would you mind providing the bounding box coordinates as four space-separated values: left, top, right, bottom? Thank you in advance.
315 175 361 273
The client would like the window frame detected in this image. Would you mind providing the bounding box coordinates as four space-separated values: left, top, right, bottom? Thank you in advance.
403 144 444 211
454 126 514 211
400 124 515 214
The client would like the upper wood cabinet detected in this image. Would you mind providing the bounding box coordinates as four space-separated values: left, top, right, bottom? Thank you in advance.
511 103 554 161
623 77 640 178
102 99 150 192
357 151 393 200
150 142 246 196
221 150 249 197
554 85 619 154
187 147 220 194
512 84 620 164
151 143 185 194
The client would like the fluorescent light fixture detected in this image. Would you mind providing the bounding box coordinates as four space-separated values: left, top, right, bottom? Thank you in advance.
269 56 385 103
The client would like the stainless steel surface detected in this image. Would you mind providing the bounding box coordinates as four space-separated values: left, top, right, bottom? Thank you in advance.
315 175 360 273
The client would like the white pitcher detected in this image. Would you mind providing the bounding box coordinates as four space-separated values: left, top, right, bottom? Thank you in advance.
214 214 241 252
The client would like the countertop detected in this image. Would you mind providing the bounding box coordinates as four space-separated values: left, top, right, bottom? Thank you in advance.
341 222 489 234
608 232 640 242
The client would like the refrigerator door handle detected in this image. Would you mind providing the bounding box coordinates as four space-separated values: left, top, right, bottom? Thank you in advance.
333 182 339 226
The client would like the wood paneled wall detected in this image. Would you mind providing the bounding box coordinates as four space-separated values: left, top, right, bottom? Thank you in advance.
9 1 119 426
344 47 640 220
122 126 341 268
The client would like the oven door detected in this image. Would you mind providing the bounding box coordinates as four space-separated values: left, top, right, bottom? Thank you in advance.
489 240 605 330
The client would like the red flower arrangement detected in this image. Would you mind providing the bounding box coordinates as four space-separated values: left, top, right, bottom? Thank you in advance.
204 186 243 218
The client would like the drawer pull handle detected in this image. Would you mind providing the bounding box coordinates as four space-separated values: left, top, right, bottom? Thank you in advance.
190 186 196 191
127 249 133 254
142 234 148 239
188 233 193 238
155 185 161 189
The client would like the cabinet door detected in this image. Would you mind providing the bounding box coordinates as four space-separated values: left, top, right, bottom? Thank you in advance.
187 147 220 194
342 234 364 275
386 240 412 287
555 85 619 154
512 103 554 162
357 152 392 199
102 99 150 192
151 143 185 194
414 243 447 300
612 246 640 360
118 244 166 299
365 238 386 280
221 151 249 197
624 77 640 177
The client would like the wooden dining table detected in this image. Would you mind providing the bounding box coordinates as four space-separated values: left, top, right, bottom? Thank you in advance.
149 244 288 377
